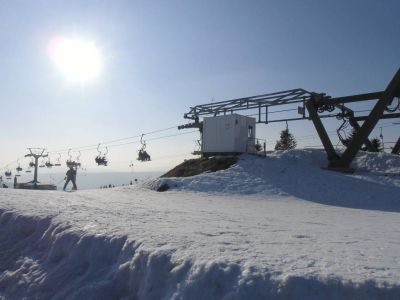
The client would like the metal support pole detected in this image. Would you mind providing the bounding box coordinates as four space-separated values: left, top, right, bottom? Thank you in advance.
306 97 338 162
354 112 400 122
392 137 400 154
263 142 266 157
25 148 47 189
330 68 400 168
33 156 39 185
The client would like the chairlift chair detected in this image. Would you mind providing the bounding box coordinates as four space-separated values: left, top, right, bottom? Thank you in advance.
65 149 80 168
95 144 108 166
25 163 32 173
5 170 12 179
74 152 82 168
16 165 23 176
66 160 81 168
54 153 62 166
39 158 46 168
16 159 23 173
45 154 53 168
137 150 151 161
137 134 151 162
191 139 202 155
95 156 108 166
76 151 81 163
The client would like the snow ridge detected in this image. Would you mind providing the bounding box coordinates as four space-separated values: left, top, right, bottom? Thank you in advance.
1 209 399 300
149 149 400 212
1 149 400 299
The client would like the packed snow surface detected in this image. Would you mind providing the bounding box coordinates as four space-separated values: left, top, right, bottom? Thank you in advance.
1 149 400 299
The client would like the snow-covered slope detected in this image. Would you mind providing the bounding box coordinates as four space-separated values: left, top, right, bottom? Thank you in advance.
150 149 400 212
1 149 400 299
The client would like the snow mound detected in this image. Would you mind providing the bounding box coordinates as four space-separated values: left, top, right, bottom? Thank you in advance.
1 149 400 299
0 207 399 300
148 149 400 212
353 151 400 174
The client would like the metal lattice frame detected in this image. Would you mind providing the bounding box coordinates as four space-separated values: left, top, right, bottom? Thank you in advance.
324 68 400 170
183 89 314 120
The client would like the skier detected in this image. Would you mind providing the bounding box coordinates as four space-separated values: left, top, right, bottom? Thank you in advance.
63 166 77 191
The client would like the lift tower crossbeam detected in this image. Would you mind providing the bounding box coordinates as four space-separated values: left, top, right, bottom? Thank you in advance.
183 89 315 121
25 148 48 187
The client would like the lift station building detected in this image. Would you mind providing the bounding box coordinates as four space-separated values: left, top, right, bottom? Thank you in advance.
202 114 256 155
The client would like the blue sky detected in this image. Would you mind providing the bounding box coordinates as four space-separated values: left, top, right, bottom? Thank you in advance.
1 0 399 172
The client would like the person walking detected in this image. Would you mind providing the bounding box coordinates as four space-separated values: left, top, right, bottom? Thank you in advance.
63 166 77 191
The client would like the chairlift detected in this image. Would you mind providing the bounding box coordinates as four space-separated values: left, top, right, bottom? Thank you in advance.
39 158 46 168
5 170 12 178
54 153 62 166
137 134 151 162
66 149 73 166
76 151 81 164
26 160 33 173
95 144 108 166
192 139 202 155
66 160 81 168
74 151 82 168
16 166 22 176
16 159 23 172
15 160 22 176
45 154 54 168
66 149 80 168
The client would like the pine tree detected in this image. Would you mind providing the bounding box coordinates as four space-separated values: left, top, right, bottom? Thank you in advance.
274 129 297 150
254 139 263 152
370 137 383 152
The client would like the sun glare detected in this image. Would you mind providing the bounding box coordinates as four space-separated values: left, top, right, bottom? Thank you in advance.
49 37 102 82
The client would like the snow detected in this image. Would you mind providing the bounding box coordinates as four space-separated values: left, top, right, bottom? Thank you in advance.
150 149 400 211
0 149 400 299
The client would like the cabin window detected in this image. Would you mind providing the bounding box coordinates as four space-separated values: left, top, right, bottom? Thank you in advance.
248 125 253 138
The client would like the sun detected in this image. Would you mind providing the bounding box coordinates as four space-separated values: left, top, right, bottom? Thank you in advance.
49 36 102 82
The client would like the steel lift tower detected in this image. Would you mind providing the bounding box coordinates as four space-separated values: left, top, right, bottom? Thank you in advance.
179 68 400 172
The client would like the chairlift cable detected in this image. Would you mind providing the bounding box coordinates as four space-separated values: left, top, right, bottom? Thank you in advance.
3 117 398 170
47 125 181 155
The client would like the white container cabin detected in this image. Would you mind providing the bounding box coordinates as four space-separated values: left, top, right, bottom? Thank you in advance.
202 114 256 155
